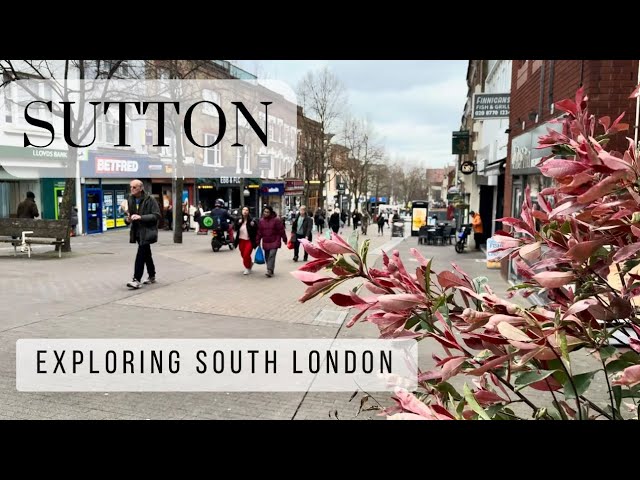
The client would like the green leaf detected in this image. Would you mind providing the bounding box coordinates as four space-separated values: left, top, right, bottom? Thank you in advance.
472 276 489 294
334 255 359 274
606 359 632 375
605 405 625 420
486 404 505 419
547 409 563 420
405 315 421 330
613 385 622 410
436 381 463 401
348 230 359 253
474 349 494 362
514 370 558 391
359 238 370 268
558 330 570 364
455 397 466 419
552 400 568 420
599 346 618 361
424 259 432 294
463 384 491 420
560 221 571 235
620 351 640 364
564 371 598 400
438 304 451 329
419 319 434 333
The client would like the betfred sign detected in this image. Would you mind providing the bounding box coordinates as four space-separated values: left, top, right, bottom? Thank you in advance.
95 158 139 174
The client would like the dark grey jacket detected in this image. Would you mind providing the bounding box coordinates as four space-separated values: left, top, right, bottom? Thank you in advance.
125 192 160 245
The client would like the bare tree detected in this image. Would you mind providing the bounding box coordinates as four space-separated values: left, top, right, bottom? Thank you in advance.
335 115 384 213
0 59 127 252
144 60 222 244
296 67 346 209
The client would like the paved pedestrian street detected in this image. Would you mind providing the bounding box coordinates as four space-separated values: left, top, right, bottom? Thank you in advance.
0 224 608 420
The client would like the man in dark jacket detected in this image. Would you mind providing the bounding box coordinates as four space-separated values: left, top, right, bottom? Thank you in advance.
291 205 313 262
124 179 160 289
17 191 39 219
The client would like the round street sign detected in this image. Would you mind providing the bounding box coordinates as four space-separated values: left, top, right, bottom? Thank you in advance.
460 161 475 175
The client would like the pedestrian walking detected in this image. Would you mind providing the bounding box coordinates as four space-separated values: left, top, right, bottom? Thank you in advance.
233 206 258 275
125 179 160 289
256 205 287 277
291 205 313 262
329 208 341 235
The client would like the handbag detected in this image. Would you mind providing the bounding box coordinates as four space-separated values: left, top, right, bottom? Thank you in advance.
287 236 295 250
254 245 265 264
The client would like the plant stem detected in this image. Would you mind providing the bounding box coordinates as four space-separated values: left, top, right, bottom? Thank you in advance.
547 342 583 420
600 354 617 419
578 395 613 420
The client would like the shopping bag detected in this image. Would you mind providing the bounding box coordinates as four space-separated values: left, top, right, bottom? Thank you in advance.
254 246 265 265
325 230 331 240
287 236 295 250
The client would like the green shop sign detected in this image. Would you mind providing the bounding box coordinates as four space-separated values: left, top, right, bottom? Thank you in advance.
0 145 68 160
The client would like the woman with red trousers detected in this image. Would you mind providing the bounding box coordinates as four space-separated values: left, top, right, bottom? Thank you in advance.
233 206 258 275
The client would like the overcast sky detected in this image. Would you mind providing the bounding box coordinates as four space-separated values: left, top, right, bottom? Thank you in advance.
236 60 469 169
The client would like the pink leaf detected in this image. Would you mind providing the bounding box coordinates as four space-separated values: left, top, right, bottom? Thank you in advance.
613 242 640 263
578 170 626 205
409 248 432 268
599 115 611 133
468 353 514 376
377 293 425 312
437 271 467 290
539 159 589 178
298 278 337 303
364 281 390 295
519 242 541 262
563 298 598 319
597 149 632 171
529 376 562 391
566 239 605 263
629 84 640 99
555 98 577 116
298 239 334 260
439 356 467 381
474 389 507 406
629 338 640 354
330 292 367 307
290 270 333 286
298 258 334 272
497 322 533 342
612 365 640 387
532 271 575 288
316 236 355 255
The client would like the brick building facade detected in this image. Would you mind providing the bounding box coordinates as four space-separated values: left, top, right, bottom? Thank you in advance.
502 59 639 280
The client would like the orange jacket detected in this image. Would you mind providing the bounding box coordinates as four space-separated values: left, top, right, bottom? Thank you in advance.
472 213 483 234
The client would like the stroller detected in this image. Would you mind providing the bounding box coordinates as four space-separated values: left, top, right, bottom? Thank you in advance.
455 224 473 253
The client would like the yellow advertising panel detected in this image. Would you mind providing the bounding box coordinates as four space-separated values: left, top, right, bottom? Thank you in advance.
412 208 427 232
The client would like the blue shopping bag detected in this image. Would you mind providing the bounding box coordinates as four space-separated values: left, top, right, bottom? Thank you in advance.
254 246 265 265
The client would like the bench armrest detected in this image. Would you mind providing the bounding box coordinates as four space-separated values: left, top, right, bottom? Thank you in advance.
21 231 34 244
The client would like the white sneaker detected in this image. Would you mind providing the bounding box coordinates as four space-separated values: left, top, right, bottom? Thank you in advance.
243 269 249 275
127 279 142 289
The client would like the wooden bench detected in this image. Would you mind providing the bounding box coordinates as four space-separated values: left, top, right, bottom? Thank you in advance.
0 218 70 258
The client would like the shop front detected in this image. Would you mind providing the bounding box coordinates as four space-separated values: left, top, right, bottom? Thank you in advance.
0 146 70 219
81 151 160 234
260 182 285 215
508 121 560 284
284 178 304 212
